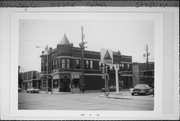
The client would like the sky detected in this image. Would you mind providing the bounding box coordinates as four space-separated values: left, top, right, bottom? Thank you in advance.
19 19 154 72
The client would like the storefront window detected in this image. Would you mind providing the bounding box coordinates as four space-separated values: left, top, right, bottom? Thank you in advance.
53 79 58 88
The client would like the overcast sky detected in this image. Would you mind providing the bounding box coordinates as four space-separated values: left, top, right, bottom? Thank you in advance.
19 19 154 72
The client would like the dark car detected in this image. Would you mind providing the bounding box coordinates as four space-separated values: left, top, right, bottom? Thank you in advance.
129 84 152 96
100 85 121 92
18 88 22 92
150 88 154 95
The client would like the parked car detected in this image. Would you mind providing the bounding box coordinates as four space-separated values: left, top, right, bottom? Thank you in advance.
129 84 152 96
150 88 154 95
27 87 40 93
18 88 22 92
100 85 122 92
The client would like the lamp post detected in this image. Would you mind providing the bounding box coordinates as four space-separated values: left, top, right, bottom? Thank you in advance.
36 45 53 94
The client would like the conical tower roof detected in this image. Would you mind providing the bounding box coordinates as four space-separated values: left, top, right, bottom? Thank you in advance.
60 34 70 45
104 50 112 60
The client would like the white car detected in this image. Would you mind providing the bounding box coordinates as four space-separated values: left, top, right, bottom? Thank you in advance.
129 84 152 96
27 87 40 93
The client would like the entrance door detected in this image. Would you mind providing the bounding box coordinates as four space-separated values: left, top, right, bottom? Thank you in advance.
72 79 80 93
60 78 70 92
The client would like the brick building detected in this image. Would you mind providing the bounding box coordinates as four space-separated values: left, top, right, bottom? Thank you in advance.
40 34 133 92
21 71 41 90
132 62 154 88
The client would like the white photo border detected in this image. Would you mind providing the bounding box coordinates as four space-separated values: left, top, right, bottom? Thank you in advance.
0 7 178 120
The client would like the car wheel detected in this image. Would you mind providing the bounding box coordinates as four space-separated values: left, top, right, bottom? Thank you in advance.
131 93 134 96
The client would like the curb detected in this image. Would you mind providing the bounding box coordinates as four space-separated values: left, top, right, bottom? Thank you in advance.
99 94 133 100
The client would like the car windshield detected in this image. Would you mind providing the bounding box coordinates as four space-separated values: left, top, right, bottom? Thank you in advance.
135 84 148 89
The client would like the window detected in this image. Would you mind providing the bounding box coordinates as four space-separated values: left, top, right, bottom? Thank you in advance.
90 61 93 69
45 62 47 71
75 59 80 69
121 64 124 70
58 59 61 68
127 64 129 70
54 60 57 69
99 62 101 70
67 59 70 68
53 79 58 88
61 59 65 69
41 63 43 71
86 60 89 69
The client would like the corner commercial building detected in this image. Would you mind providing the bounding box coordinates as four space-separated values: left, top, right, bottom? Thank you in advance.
40 34 133 92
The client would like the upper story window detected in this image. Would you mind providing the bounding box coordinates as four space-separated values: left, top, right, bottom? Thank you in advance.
127 64 129 70
121 63 124 69
67 59 70 68
86 60 89 69
90 61 93 69
61 59 65 69
58 59 61 68
85 60 93 69
53 60 57 69
75 59 80 69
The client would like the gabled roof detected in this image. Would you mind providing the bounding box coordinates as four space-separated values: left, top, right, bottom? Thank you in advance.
60 34 70 45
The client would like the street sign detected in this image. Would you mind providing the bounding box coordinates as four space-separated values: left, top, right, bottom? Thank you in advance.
101 49 113 65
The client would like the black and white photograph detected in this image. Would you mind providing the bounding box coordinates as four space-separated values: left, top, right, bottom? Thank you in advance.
0 7 179 120
18 14 156 111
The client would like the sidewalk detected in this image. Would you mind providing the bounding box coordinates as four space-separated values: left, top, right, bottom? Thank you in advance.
39 90 101 94
99 90 133 100
99 90 154 101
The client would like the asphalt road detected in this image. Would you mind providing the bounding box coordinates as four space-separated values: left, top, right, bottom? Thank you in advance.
18 91 154 110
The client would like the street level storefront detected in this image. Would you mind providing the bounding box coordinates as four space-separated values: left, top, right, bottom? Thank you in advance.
40 34 133 92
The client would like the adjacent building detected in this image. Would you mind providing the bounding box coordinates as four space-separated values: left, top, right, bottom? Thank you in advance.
132 62 154 87
40 34 133 92
21 71 41 90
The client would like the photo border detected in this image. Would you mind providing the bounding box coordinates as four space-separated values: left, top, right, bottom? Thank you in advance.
0 7 178 120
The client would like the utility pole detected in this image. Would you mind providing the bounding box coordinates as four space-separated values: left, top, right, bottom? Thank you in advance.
18 66 20 88
46 47 49 94
144 44 150 84
79 26 86 93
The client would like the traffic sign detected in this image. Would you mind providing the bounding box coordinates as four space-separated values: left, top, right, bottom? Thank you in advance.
100 49 113 65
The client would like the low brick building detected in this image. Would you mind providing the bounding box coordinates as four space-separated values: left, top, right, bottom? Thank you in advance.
21 71 41 90
132 62 154 87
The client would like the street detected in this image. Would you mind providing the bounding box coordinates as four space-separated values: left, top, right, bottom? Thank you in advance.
18 91 154 110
